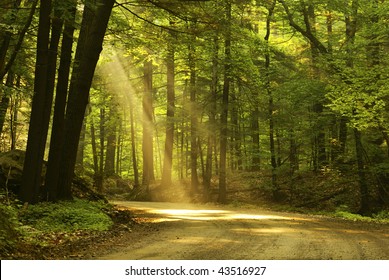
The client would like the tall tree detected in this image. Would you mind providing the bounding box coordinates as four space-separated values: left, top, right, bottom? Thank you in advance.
218 1 232 204
142 57 154 188
20 0 52 203
55 0 116 200
161 30 176 187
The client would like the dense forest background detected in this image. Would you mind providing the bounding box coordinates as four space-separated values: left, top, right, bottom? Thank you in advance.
1 0 389 216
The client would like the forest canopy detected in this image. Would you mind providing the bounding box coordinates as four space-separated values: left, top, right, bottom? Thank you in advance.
0 0 389 215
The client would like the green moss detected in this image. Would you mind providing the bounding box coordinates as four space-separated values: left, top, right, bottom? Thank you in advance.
19 199 113 232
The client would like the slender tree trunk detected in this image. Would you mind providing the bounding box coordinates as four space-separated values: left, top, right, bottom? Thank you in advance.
204 34 219 200
250 100 260 171
76 119 86 170
129 97 139 188
218 1 231 204
0 0 22 76
289 129 299 173
98 107 105 191
10 87 20 150
104 125 116 177
264 0 279 199
354 129 369 214
56 0 115 199
142 58 154 188
45 0 77 201
0 0 37 80
20 0 52 203
161 33 175 187
116 120 122 176
0 71 14 136
90 120 99 175
189 42 199 192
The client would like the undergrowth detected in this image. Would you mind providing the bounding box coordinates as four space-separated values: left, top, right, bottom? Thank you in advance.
1 197 114 256
19 199 113 233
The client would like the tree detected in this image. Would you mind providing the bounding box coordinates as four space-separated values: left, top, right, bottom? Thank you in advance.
218 1 232 204
20 0 53 203
55 0 116 200
161 29 176 187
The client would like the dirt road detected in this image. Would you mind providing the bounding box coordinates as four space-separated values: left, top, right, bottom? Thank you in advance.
99 201 389 260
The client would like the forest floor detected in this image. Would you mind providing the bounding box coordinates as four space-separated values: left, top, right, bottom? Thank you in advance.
4 171 389 259
10 200 389 260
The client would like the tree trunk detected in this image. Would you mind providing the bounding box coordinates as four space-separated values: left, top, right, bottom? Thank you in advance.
161 33 175 187
20 0 52 203
104 125 116 177
76 119 86 170
10 83 20 150
90 120 99 175
354 129 369 214
218 1 231 204
45 0 77 201
204 34 219 200
189 41 199 192
98 107 105 191
129 97 139 188
142 58 154 188
57 0 115 199
0 71 14 136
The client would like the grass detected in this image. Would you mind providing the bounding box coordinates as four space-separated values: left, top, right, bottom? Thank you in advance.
19 199 113 233
1 197 114 254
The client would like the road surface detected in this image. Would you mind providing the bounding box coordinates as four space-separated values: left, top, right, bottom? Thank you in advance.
99 201 389 260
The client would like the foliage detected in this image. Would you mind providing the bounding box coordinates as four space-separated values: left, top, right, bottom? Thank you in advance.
19 199 113 233
0 201 21 251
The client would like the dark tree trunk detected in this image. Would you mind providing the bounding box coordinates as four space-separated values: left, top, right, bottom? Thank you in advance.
98 107 105 191
189 42 199 192
0 71 14 136
204 34 219 200
142 58 154 188
354 129 369 214
76 119 86 170
45 0 77 201
90 120 99 175
250 107 260 171
218 2 231 204
161 34 175 187
56 0 115 199
10 83 20 150
104 125 116 177
231 90 242 170
20 0 52 203
264 0 279 199
129 100 139 188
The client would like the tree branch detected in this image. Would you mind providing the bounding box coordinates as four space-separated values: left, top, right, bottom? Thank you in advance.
115 1 188 34
278 0 328 54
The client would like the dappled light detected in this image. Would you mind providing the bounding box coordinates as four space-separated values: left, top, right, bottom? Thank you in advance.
100 201 389 260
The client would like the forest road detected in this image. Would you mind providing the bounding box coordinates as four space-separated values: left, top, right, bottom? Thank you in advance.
99 201 389 260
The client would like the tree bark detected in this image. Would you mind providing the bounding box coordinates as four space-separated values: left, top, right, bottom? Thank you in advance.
20 0 52 203
57 0 115 199
45 0 77 201
161 33 175 187
0 71 14 136
204 33 219 200
189 40 199 192
142 58 154 188
129 99 139 188
218 1 231 204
